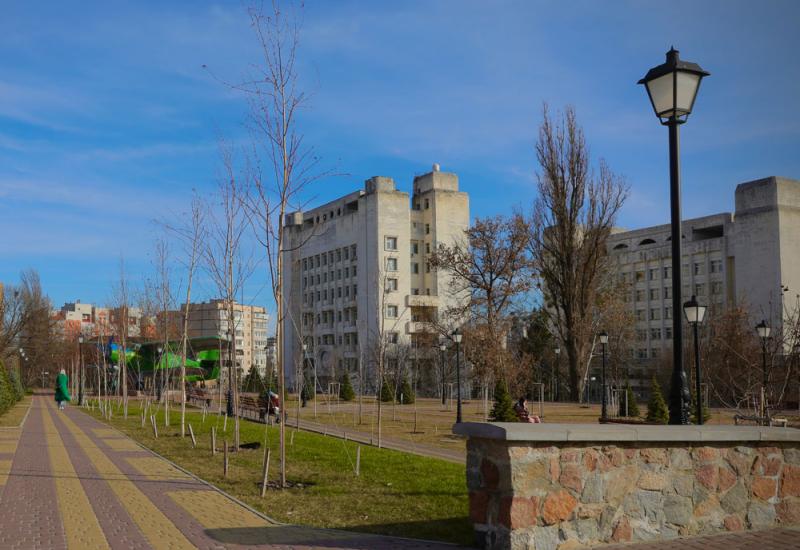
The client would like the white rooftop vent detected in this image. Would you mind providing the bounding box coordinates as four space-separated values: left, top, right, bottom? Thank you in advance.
432 163 440 172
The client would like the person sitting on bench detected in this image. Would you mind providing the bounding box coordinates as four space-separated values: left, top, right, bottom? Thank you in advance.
514 397 541 423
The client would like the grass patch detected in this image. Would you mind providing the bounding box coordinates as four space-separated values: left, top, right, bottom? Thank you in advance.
87 401 471 546
0 395 32 427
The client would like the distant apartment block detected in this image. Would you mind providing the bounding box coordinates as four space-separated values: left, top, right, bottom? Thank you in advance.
281 165 470 389
185 300 269 375
54 301 142 339
606 176 800 392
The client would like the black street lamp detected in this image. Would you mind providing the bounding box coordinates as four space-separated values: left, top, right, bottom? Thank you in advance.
639 48 709 425
439 340 447 406
78 335 85 405
599 331 609 422
756 319 771 421
452 329 463 423
683 295 707 424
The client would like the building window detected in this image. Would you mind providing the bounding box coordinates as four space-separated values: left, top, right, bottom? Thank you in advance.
387 332 399 343
386 258 398 271
665 327 673 339
412 262 419 274
694 262 704 275
635 271 645 282
710 259 722 273
322 253 327 266
648 268 659 281
336 249 341 262
412 288 419 295
425 262 431 273
650 348 660 358
425 242 431 254
385 236 398 250
650 328 661 340
664 306 672 320
636 309 645 322
386 278 398 292
411 242 419 255
353 266 357 277
711 281 723 295
637 349 648 359
344 247 349 260
344 267 349 278
424 198 430 209
649 288 659 300
386 305 398 318
663 266 672 279
302 258 308 271
664 286 672 299
636 329 647 341
695 283 706 296
425 223 430 235
351 245 357 260
636 289 645 301
650 308 661 320
353 284 357 297
337 287 342 298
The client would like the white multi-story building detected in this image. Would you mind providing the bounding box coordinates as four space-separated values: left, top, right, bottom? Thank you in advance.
607 176 800 392
185 300 270 375
281 165 470 390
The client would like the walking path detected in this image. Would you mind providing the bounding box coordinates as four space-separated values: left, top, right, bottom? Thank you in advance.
0 395 454 549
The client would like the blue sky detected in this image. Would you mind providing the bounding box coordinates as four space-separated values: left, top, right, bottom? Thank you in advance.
1 0 798 312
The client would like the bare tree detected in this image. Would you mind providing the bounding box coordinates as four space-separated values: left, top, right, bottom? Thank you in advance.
204 148 254 451
153 238 175 424
222 1 332 488
165 195 206 437
529 105 628 401
430 214 531 384
111 258 132 418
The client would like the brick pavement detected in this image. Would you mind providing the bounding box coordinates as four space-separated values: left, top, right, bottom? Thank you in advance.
605 526 800 549
0 395 456 549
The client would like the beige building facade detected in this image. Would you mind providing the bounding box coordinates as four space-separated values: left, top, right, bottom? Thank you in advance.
185 300 269 375
607 176 800 393
281 166 470 390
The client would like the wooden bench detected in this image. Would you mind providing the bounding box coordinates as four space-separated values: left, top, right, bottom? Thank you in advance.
239 396 264 420
187 388 212 408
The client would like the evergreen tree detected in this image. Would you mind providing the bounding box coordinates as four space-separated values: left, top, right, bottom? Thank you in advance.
379 379 394 402
618 380 639 417
646 377 669 424
396 375 415 404
690 389 711 424
490 380 517 422
339 372 355 401
300 376 314 403
242 365 263 393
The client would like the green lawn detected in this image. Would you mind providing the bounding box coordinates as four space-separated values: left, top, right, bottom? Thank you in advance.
87 401 471 546
0 395 32 428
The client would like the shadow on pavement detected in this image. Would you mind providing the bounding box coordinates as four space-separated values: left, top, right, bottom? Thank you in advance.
205 519 474 548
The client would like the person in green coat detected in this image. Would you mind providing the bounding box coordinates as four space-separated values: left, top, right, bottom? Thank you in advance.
55 369 71 410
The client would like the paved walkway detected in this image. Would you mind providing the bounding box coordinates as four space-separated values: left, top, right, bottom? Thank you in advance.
609 526 800 549
0 395 455 549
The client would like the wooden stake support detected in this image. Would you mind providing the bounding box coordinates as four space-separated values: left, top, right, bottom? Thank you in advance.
355 445 361 476
223 413 228 433
211 426 217 455
260 448 271 497
223 440 229 477
188 423 196 448
150 415 158 439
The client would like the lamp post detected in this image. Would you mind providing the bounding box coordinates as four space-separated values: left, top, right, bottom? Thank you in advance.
452 329 463 423
439 340 447 406
78 336 85 405
599 331 609 422
639 48 709 425
756 319 771 422
225 330 234 418
156 346 163 402
683 295 707 424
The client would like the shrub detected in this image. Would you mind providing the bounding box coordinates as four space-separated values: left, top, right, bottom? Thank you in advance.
490 380 517 422
339 372 355 401
0 362 18 416
379 379 394 403
300 377 314 403
396 376 415 404
646 377 669 424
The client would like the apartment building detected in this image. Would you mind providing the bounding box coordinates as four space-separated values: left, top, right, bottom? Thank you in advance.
185 300 270 375
281 165 470 389
606 176 800 393
55 301 141 339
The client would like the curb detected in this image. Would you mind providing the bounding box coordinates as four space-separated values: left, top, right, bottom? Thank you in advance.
0 396 34 431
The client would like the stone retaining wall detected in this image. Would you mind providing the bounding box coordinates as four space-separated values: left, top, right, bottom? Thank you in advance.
454 423 800 549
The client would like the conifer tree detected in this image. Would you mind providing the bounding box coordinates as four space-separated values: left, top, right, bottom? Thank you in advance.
396 375 415 404
242 365 263 393
490 379 517 422
339 372 355 401
646 377 669 424
379 379 394 403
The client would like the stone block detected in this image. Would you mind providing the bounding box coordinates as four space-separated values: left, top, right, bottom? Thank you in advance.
470 490 489 523
695 464 718 491
575 518 598 541
663 495 692 526
542 490 577 525
639 447 667 465
481 459 500 490
720 482 748 514
694 494 721 518
669 448 693 470
557 540 582 550
784 447 800 465
499 496 539 529
780 464 800 497
580 474 603 504
717 466 737 493
637 471 667 491
752 455 782 476
559 463 584 493
752 476 777 501
726 449 755 476
533 525 559 550
723 514 743 531
671 474 694 497
636 490 663 523
693 446 720 463
605 465 637 506
611 517 631 543
776 497 800 524
746 502 776 528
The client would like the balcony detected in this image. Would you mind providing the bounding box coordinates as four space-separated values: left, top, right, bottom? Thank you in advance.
405 294 439 308
406 321 437 334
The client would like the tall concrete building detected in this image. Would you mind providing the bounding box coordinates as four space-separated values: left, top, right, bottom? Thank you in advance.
185 300 269 375
607 176 800 393
281 166 470 389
